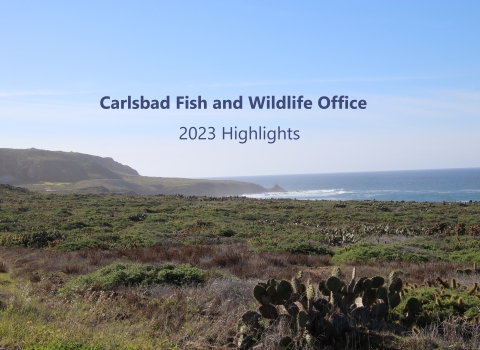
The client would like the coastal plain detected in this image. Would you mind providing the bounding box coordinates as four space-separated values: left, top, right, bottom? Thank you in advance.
0 184 480 349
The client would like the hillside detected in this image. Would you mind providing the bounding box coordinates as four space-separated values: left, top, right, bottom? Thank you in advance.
0 148 267 196
0 148 138 184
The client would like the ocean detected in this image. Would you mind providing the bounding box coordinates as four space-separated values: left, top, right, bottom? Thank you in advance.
211 168 480 202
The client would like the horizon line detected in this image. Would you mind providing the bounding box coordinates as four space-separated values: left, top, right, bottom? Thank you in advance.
203 166 480 180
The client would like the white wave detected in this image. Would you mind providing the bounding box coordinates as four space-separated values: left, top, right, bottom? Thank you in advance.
244 189 352 199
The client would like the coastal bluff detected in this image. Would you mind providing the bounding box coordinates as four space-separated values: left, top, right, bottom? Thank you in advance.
0 148 268 196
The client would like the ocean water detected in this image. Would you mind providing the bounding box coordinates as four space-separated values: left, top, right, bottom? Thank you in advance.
211 168 480 202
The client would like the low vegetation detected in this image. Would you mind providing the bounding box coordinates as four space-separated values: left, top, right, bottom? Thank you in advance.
0 184 479 349
61 262 207 293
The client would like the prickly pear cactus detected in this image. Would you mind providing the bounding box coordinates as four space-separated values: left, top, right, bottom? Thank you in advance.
235 311 264 349
235 268 480 350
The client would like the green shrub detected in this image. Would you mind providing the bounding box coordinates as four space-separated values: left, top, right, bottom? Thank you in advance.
21 231 65 248
447 249 480 263
157 263 207 285
391 285 480 326
56 233 120 251
251 236 333 255
61 262 206 293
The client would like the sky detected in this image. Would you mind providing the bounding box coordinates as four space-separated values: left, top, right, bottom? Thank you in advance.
1 1 479 178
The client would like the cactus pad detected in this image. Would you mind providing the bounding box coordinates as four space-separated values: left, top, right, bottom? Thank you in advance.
306 284 315 301
389 277 403 293
406 297 421 312
319 280 330 296
388 292 401 309
279 336 293 349
371 302 389 319
371 276 385 288
276 280 293 301
253 284 267 305
259 304 279 319
376 287 388 303
266 285 277 298
292 277 302 294
362 288 377 308
330 291 343 306
297 310 307 328
326 276 342 292
313 298 329 314
287 303 299 318
353 277 368 295
362 278 373 290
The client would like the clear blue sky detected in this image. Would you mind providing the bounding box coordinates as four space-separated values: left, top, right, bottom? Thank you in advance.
1 1 479 177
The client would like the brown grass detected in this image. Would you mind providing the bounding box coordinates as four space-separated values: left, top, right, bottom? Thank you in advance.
1 244 475 289
0 260 8 273
399 318 480 350
0 245 479 349
61 264 84 275
0 244 332 281
344 260 476 285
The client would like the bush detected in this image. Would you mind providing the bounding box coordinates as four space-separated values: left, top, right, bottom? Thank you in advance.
282 242 333 255
21 231 65 248
392 285 480 326
157 263 207 285
333 242 438 263
56 234 121 251
61 262 207 292
448 248 480 263
251 237 333 256
219 228 236 237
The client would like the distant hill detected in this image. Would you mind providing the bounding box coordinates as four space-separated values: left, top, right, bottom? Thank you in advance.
0 148 267 196
0 148 138 184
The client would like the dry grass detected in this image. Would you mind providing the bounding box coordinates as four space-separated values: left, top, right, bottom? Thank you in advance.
0 260 8 273
61 264 84 274
343 260 478 285
0 245 479 349
0 273 256 349
0 244 332 281
399 318 480 350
